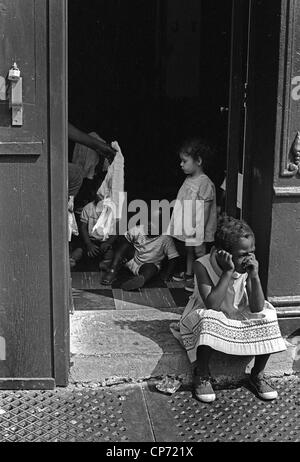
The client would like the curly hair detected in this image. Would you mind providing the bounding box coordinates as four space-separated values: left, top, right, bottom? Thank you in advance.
178 137 215 174
214 214 255 252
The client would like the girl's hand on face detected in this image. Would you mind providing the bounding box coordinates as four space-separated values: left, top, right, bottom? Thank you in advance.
242 253 259 278
216 250 235 273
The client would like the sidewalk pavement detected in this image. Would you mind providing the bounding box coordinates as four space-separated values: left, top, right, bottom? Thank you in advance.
70 309 300 385
0 376 299 442
70 271 300 385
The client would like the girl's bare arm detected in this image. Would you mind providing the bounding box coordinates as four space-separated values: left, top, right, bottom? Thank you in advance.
194 260 233 310
245 254 265 312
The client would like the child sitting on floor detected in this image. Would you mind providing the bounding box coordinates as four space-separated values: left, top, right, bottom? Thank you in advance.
72 191 116 270
102 209 179 290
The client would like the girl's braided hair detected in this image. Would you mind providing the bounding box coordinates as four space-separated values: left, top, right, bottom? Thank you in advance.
214 214 255 252
179 137 215 174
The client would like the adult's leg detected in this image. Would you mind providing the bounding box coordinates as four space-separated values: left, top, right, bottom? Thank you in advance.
74 178 94 210
68 163 83 198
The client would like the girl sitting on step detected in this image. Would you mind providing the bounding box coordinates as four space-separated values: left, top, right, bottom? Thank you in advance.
178 215 286 403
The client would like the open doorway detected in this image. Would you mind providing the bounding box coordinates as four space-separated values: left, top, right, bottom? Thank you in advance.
68 0 233 310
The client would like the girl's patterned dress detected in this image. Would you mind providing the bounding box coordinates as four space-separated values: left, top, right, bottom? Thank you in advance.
176 248 286 363
167 174 217 247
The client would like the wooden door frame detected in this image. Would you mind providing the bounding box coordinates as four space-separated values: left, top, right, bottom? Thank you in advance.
226 0 250 218
49 0 69 386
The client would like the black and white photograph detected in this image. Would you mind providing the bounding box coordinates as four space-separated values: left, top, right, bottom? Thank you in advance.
0 0 299 448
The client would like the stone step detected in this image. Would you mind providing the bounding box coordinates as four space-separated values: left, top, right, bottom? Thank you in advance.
70 310 300 385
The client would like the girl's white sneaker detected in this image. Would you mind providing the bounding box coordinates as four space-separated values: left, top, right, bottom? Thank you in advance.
249 374 278 400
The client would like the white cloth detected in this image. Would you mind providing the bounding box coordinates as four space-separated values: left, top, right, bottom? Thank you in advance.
72 132 101 180
68 212 79 242
91 197 115 241
97 140 125 220
68 196 79 242
90 141 125 241
80 200 105 240
80 199 114 242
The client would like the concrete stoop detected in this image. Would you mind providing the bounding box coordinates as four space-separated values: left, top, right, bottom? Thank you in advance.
70 309 300 386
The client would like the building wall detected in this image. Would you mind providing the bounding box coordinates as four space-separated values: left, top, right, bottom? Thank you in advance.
268 0 300 312
245 0 300 313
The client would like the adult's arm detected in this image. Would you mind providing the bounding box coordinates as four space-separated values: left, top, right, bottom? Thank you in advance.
68 122 115 160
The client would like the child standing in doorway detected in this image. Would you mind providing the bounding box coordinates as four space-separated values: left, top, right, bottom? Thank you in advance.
178 215 286 402
169 137 217 292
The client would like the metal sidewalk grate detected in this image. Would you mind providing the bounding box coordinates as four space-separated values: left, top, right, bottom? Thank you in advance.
0 389 134 442
144 377 300 442
0 378 299 442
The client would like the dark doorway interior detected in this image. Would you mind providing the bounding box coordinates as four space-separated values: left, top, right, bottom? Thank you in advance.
68 0 232 204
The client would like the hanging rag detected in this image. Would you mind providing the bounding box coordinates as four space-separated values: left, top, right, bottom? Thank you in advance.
68 196 79 242
97 140 125 219
92 141 125 240
72 132 103 180
91 197 115 241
